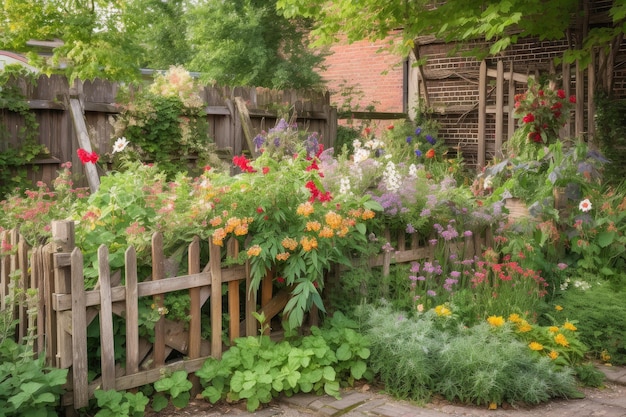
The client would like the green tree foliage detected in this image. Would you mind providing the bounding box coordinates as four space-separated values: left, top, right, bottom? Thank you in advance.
0 0 325 88
186 0 327 89
277 0 625 65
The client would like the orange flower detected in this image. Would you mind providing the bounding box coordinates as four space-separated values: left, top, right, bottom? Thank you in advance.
517 321 533 333
234 223 248 236
319 227 334 238
528 342 543 351
276 252 290 261
300 236 318 252
281 237 298 251
209 216 222 227
563 322 577 331
549 326 559 333
508 313 522 323
325 211 343 229
487 315 505 327
425 148 435 159
212 228 226 246
296 202 314 216
361 209 375 220
548 350 559 360
246 245 262 257
306 221 321 232
224 217 242 233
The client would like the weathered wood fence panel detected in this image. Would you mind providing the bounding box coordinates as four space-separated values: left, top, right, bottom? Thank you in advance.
1 76 337 188
0 221 491 410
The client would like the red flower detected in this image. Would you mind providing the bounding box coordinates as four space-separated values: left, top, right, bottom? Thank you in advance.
256 207 264 213
262 166 270 175
306 160 319 171
425 148 435 159
77 148 99 164
203 165 212 172
276 277 285 284
386 125 394 130
557 89 566 99
522 113 535 123
551 101 563 110
364 127 371 135
569 95 576 103
232 155 256 173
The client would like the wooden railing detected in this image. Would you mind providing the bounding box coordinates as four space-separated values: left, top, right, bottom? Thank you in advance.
0 221 491 410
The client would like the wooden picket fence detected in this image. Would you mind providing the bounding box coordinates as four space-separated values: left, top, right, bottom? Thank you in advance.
0 221 490 411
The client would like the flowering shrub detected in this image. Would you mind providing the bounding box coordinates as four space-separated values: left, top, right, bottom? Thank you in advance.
509 78 576 157
110 65 214 178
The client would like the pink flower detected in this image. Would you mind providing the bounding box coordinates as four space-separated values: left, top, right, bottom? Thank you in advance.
579 199 592 212
522 113 535 123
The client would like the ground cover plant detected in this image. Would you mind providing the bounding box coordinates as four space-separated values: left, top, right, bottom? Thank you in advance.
1 73 624 414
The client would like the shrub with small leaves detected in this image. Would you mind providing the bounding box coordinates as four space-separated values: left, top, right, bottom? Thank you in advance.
93 389 149 417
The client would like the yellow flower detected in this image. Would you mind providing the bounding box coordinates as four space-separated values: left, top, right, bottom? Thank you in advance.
434 305 452 317
555 305 563 311
528 342 544 351
563 322 577 331
548 350 559 360
306 221 321 232
554 333 569 347
296 202 314 216
281 237 299 251
601 350 611 363
487 315 505 327
276 252 290 261
517 321 533 333
246 245 262 257
508 313 522 323
549 326 559 333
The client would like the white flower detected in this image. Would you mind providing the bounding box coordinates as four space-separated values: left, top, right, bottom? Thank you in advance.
112 137 129 153
483 175 494 190
339 177 352 195
353 148 370 164
579 198 592 212
383 161 401 192
408 164 419 178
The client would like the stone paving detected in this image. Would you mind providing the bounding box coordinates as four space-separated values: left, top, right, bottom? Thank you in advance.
151 365 626 417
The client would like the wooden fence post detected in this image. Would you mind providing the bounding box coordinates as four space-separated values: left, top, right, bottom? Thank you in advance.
51 220 75 370
70 247 88 409
209 240 223 359
151 233 166 367
98 245 116 391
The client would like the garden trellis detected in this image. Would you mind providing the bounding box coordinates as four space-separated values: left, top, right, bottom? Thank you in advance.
0 220 491 411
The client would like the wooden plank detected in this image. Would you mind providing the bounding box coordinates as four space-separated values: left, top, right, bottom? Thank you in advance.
188 237 201 359
70 248 89 409
486 68 530 83
17 237 28 342
53 267 246 311
0 231 7 312
508 63 516 142
587 53 595 142
245 260 256 336
575 60 584 137
261 270 273 336
209 240 223 359
227 239 240 343
98 245 116 391
69 96 100 192
33 246 46 355
152 233 166 367
125 246 139 375
495 60 504 158
51 221 74 369
42 244 57 366
337 111 408 120
234 96 258 158
477 60 487 168
562 62 572 139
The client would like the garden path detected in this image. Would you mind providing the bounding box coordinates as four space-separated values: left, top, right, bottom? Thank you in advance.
148 364 626 417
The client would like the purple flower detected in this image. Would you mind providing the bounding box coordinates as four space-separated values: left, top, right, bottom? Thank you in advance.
417 276 426 281
415 127 422 136
409 275 418 281
253 134 265 148
406 136 413 144
415 149 422 157
429 239 438 246
450 270 461 278
382 242 394 252
410 262 420 273
463 230 473 237
427 290 437 297
406 223 416 234
426 134 436 145
420 208 431 216
557 263 568 270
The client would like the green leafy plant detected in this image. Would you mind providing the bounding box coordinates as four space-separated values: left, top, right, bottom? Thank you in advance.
196 312 371 412
111 66 214 179
359 303 582 406
152 370 193 411
0 65 48 199
93 389 149 417
0 288 68 417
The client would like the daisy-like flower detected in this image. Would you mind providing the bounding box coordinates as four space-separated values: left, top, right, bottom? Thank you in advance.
528 342 544 351
112 137 129 153
487 315 505 327
579 198 592 212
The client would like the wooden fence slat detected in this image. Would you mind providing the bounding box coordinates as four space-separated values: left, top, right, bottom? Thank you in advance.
0 231 8 311
188 237 201 359
261 270 273 336
245 260 256 337
42 243 56 366
98 245 116 391
209 240 222 359
51 220 75 370
495 60 504 158
227 239 240 343
478 59 487 168
151 233 166 367
71 248 89 409
125 246 139 375
33 246 46 355
17 237 29 342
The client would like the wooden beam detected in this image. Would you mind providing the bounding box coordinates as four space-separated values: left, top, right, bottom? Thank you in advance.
69 93 100 192
495 61 505 158
477 60 487 168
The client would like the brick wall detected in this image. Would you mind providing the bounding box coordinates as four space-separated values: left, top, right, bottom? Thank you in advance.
322 32 406 113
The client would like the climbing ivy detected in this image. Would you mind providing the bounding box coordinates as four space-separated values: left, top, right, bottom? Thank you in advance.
0 65 47 199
